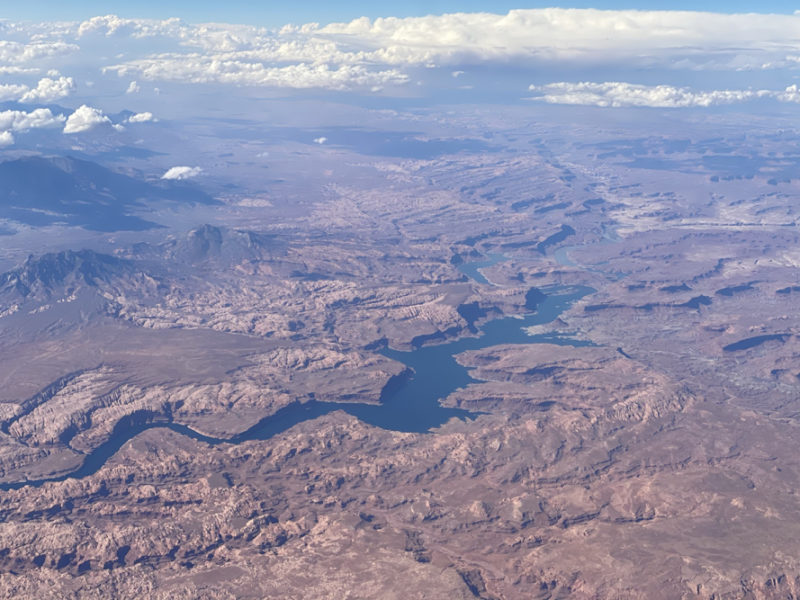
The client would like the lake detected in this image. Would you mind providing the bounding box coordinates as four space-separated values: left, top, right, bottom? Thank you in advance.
0 285 593 490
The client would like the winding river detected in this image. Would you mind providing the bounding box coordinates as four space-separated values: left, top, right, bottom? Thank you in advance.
0 282 593 490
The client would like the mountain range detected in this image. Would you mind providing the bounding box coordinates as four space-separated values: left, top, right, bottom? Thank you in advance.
0 156 216 231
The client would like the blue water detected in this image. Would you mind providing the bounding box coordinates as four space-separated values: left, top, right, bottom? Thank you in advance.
552 225 628 281
0 285 593 490
456 253 508 284
552 245 577 267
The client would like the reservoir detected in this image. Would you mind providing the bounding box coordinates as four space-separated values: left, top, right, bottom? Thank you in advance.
456 253 508 285
0 285 593 490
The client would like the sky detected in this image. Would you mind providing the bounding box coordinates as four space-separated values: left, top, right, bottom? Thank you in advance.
3 1 800 25
4 2 800 151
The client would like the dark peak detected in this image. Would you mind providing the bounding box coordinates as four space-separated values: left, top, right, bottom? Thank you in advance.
0 249 133 298
161 224 281 265
187 224 224 253
165 224 224 264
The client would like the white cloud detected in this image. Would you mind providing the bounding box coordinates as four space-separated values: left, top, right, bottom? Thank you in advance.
19 76 75 103
0 67 38 75
127 111 155 123
0 83 29 101
776 84 800 102
0 108 65 145
0 40 78 64
77 15 184 39
0 108 65 132
9 9 800 97
162 166 203 180
318 10 800 70
106 59 407 91
125 80 140 94
525 80 800 108
0 76 74 104
91 9 800 92
527 81 771 108
313 136 327 144
63 104 111 134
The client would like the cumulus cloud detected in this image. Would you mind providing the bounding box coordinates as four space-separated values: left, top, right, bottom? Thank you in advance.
526 81 800 108
126 111 155 123
318 10 800 70
91 9 800 92
77 14 184 39
313 136 327 144
161 166 203 180
63 105 111 134
0 108 65 131
106 59 407 91
0 77 74 104
125 80 140 94
775 84 800 102
527 81 771 108
0 67 38 75
9 9 800 95
0 108 65 146
19 76 75 103
0 83 29 101
0 40 78 64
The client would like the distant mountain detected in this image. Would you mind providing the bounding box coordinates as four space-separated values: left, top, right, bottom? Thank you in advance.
0 155 217 232
132 224 284 266
0 226 285 316
0 249 135 300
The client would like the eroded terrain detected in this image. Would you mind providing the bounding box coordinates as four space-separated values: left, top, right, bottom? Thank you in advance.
0 109 799 598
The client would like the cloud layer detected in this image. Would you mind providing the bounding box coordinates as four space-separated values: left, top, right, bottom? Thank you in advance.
97 9 800 90
4 9 800 95
4 9 800 110
316 10 800 70
528 81 800 108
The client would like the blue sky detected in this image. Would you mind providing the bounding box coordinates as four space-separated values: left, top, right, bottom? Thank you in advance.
3 1 799 25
